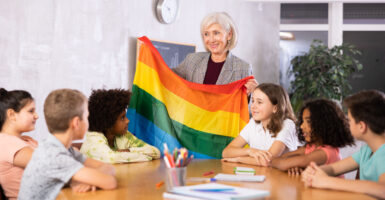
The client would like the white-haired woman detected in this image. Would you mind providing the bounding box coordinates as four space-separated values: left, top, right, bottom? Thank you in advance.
173 12 257 93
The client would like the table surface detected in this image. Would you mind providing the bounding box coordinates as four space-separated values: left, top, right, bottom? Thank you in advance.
57 159 374 200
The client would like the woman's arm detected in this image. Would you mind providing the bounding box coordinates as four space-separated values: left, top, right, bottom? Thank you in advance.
222 136 249 158
271 149 327 171
302 162 385 199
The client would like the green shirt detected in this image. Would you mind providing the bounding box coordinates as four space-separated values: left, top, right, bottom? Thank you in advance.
352 144 385 181
80 131 160 163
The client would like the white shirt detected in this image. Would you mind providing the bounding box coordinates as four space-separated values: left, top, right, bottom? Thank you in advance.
240 119 298 154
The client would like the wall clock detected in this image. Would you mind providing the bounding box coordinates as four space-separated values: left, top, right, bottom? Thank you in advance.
156 0 179 24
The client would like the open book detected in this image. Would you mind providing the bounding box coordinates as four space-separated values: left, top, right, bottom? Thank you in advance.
166 183 269 200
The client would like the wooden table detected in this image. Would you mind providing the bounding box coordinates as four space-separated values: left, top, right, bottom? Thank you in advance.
57 159 374 200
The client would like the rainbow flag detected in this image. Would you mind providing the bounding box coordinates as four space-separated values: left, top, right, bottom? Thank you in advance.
127 36 251 158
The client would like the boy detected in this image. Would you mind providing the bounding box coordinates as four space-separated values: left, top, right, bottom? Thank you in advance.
18 89 117 200
302 90 385 199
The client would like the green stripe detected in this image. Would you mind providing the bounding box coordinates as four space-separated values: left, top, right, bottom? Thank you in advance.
129 85 234 158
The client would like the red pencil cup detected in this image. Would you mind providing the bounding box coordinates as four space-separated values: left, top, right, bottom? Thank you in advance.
165 167 187 191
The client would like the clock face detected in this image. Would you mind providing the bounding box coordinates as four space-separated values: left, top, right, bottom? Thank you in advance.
157 0 179 24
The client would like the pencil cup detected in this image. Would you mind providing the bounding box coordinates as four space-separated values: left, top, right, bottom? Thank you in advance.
165 167 187 191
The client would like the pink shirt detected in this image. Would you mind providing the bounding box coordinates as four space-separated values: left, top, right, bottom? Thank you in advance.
0 134 37 200
305 144 341 165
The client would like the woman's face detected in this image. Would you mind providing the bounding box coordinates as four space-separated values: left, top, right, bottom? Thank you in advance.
110 110 129 136
14 100 39 133
250 89 277 124
300 108 312 142
202 23 232 57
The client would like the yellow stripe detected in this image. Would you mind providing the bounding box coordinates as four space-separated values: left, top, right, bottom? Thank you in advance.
134 61 247 137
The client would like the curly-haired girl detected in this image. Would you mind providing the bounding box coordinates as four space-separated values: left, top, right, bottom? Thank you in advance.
80 89 160 163
222 83 298 166
271 99 354 175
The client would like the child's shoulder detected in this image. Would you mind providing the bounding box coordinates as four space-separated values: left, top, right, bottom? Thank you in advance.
282 119 296 130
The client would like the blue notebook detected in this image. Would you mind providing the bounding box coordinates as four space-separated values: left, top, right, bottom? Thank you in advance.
169 183 270 200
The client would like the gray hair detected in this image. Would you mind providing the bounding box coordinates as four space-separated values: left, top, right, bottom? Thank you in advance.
200 12 238 51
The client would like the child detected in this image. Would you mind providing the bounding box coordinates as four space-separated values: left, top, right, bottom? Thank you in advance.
271 99 354 175
302 90 385 199
0 88 38 200
222 83 298 166
18 89 117 200
80 89 160 163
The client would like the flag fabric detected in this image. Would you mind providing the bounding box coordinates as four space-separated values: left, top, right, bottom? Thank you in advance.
127 36 251 158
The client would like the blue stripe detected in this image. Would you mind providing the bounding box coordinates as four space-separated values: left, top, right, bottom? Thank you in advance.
127 108 215 159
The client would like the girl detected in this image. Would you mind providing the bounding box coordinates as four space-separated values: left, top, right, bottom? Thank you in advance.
271 99 354 175
0 88 38 200
222 83 298 166
80 89 160 163
302 90 385 199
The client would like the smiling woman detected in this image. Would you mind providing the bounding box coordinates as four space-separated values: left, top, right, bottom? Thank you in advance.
172 12 258 93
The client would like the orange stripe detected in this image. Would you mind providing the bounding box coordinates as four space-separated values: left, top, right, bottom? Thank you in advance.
137 36 250 122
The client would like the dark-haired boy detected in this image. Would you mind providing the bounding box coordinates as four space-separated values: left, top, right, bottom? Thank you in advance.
19 89 117 200
302 90 385 199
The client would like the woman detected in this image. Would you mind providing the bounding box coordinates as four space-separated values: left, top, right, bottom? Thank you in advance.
173 12 257 93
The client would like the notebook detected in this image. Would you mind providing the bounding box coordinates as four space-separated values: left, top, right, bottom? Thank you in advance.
168 183 269 200
214 173 266 182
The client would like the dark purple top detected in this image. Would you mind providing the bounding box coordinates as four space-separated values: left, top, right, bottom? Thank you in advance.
203 57 225 84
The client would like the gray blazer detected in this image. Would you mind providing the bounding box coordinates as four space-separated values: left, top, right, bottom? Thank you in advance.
173 52 252 85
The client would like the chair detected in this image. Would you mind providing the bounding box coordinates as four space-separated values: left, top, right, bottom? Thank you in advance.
0 184 6 200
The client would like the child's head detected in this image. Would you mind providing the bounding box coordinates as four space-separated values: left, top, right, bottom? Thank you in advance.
297 99 354 147
0 88 37 132
44 89 88 138
251 83 295 136
344 90 385 137
88 89 131 137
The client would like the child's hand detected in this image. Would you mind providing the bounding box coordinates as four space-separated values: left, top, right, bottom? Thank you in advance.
302 162 328 188
221 157 239 163
288 167 303 176
70 180 96 193
248 149 272 166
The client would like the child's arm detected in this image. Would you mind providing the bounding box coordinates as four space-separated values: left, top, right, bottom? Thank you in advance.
319 156 359 177
83 158 116 176
280 147 305 158
222 136 249 158
271 148 327 171
115 131 160 159
71 167 117 190
222 156 264 166
13 147 34 168
302 162 385 199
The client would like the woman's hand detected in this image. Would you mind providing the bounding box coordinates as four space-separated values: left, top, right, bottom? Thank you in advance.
288 167 303 176
302 162 328 188
244 79 258 94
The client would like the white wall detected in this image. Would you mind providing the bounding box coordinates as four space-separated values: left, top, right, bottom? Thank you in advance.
0 0 280 140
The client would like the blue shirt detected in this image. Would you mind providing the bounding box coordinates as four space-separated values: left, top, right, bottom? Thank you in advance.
352 144 385 181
